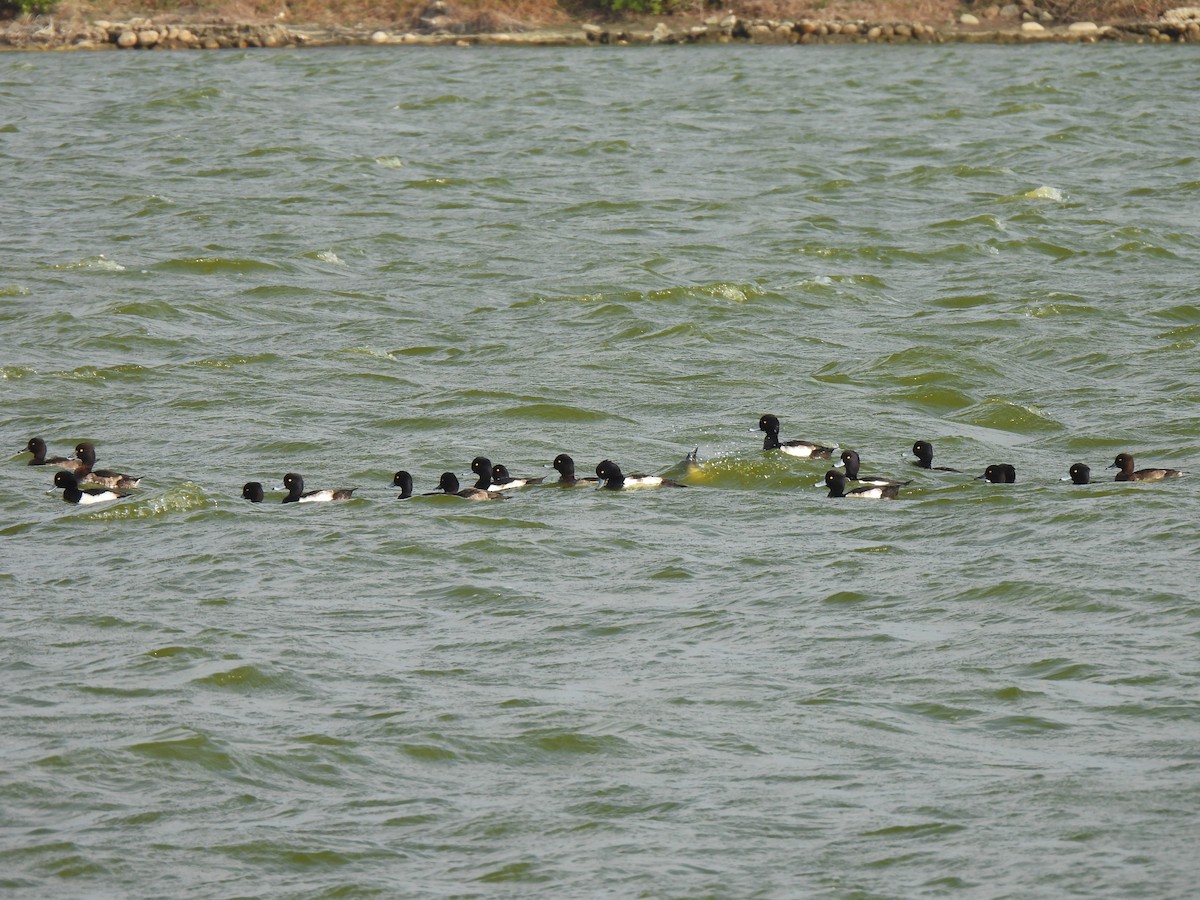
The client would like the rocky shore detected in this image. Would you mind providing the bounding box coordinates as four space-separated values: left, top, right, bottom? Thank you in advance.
3 4 1200 51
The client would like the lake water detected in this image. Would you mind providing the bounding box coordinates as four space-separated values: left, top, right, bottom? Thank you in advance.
2 43 1199 897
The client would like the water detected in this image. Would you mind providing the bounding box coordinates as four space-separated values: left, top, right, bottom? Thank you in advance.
2 44 1199 897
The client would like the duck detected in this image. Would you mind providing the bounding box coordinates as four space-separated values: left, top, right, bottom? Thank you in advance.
546 453 599 486
23 437 86 472
1108 453 1183 482
73 442 143 489
469 456 496 490
281 472 355 503
756 414 835 459
429 472 504 500
1064 463 1092 485
839 450 911 487
910 440 962 473
976 464 1016 484
490 463 545 490
241 482 265 502
825 469 900 500
392 470 414 499
54 470 130 504
594 459 687 490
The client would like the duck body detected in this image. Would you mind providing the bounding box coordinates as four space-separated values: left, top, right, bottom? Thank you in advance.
594 459 686 490
73 442 143 489
490 464 545 490
547 453 599 486
54 470 129 504
24 437 86 472
758 415 834 459
281 472 354 503
430 472 504 500
840 450 911 487
910 440 962 473
825 469 899 500
1108 453 1183 482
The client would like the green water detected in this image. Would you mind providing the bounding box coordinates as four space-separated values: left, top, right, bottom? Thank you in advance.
2 44 1199 896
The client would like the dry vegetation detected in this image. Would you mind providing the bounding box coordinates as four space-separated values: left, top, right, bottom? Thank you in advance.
6 0 1171 29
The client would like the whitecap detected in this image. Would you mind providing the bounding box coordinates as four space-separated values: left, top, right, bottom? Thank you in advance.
1024 185 1065 202
54 254 126 271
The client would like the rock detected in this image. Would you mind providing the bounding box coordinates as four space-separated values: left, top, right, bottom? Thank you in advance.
1000 3 1020 17
138 29 159 46
960 13 980 25
651 22 673 43
1161 6 1200 24
1021 20 1045 31
1068 21 1099 32
116 30 138 47
371 30 389 42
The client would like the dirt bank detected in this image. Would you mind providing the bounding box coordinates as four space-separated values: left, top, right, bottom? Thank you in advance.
4 2 1200 49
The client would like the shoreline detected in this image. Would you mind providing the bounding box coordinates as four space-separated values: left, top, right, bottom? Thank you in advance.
3 8 1200 51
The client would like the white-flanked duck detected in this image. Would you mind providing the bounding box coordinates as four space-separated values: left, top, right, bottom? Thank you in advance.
281 472 354 503
825 469 900 500
839 450 911 487
757 414 835 459
490 463 545 490
595 459 687 490
54 470 130 505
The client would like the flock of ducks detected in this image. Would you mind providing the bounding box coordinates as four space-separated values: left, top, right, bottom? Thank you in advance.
20 414 1185 506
